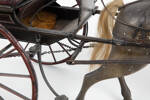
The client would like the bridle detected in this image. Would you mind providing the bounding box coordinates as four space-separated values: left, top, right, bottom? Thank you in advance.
101 0 150 32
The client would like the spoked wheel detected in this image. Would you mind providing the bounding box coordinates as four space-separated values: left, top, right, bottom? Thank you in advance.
24 23 88 65
0 25 38 100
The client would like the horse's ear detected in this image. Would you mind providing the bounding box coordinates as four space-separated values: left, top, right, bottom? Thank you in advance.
89 0 124 71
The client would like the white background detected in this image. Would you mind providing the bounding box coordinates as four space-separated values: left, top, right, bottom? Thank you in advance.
1 0 150 100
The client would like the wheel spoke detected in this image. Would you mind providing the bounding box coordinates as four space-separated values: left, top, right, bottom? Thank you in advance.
0 43 12 55
72 39 80 45
72 4 78 7
0 48 15 59
0 73 30 78
48 45 56 62
57 42 71 56
0 83 30 100
24 42 30 51
59 42 75 51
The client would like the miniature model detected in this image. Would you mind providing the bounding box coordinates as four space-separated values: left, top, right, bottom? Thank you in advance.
0 0 150 100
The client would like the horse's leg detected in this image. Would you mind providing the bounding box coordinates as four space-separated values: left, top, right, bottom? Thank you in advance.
118 77 132 100
76 65 119 100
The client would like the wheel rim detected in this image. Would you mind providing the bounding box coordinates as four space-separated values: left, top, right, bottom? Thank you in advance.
0 25 38 100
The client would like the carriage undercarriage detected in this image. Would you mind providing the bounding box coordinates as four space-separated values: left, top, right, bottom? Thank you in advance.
0 0 150 100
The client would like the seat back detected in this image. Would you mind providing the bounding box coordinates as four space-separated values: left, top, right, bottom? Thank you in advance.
19 0 52 18
0 0 20 6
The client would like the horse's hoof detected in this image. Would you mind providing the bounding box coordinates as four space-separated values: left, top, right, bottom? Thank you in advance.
55 95 68 100
124 97 132 100
76 96 84 100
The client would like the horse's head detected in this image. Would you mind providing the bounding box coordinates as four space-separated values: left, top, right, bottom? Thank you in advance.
113 0 150 42
109 0 150 60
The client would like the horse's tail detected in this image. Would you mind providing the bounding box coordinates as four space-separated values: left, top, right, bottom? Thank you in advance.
90 0 124 70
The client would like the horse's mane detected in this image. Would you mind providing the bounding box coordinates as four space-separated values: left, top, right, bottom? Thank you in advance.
90 0 124 70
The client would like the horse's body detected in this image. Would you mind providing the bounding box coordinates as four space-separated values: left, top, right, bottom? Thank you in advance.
110 0 150 76
76 0 150 100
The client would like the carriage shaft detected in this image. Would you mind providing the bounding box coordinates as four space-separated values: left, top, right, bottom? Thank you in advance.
72 35 150 48
67 59 150 65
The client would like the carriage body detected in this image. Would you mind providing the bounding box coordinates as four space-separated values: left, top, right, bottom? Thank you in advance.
0 1 96 99
0 0 95 45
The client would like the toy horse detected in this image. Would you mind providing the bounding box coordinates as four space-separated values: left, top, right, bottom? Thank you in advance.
77 0 150 100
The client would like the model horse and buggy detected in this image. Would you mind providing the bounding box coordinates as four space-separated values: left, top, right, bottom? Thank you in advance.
0 0 150 100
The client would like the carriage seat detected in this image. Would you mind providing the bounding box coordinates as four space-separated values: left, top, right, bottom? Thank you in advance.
17 0 80 31
0 0 95 32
